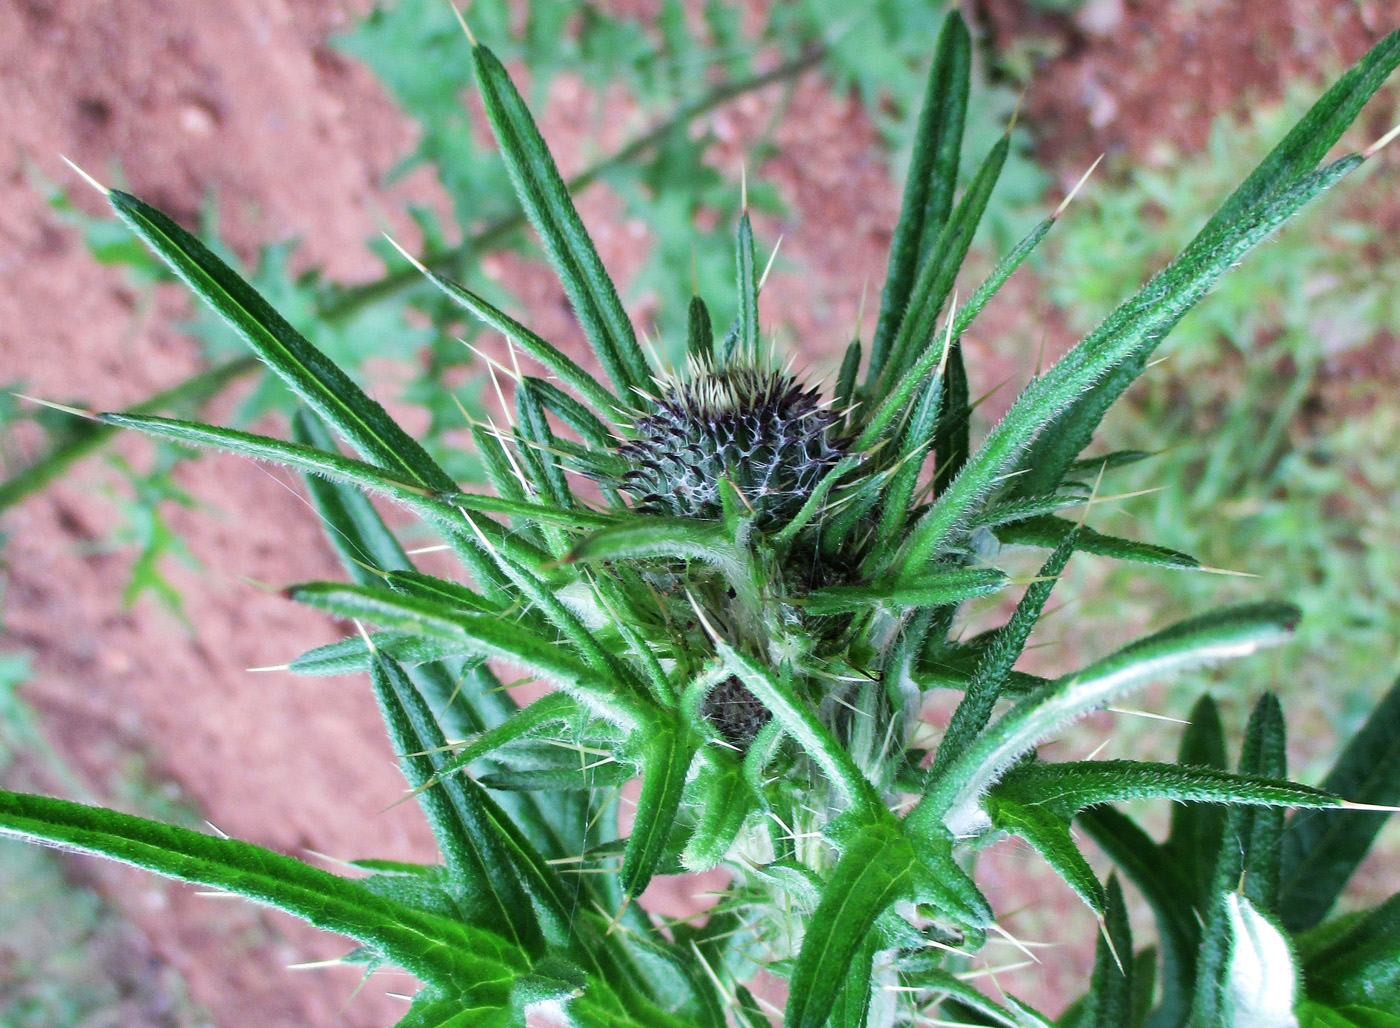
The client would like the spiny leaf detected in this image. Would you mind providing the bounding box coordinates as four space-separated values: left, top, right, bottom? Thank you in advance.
686 294 713 363
875 133 1009 395
370 651 544 954
994 513 1201 569
866 10 970 385
0 789 525 993
785 823 918 1028
397 258 623 419
932 528 1077 775
289 631 481 676
912 602 1300 836
289 581 654 728
1088 876 1134 1028
734 210 758 362
105 190 454 491
621 720 697 900
471 43 648 395
898 155 1363 579
1010 29 1400 497
797 565 1006 615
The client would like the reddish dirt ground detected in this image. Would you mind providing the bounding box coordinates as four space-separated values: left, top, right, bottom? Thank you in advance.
2 1 1398 1024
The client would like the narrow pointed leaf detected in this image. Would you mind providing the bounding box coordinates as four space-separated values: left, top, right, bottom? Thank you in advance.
1079 805 1198 1026
867 11 970 384
1086 876 1134 1028
0 789 524 992
876 134 1009 394
933 530 1076 774
785 823 918 1028
1009 27 1400 498
289 581 653 728
471 44 648 394
290 631 481 675
913 602 1300 835
106 190 454 491
621 721 697 900
798 565 1005 615
994 514 1201 569
405 262 623 418
734 212 759 361
855 217 1054 452
898 156 1363 577
682 748 758 872
716 644 880 813
686 294 713 363
371 652 544 955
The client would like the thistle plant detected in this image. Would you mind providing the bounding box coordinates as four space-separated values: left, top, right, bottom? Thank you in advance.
5 13 1400 1028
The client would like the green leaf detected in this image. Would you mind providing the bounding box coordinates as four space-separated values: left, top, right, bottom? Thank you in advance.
734 211 759 362
565 518 746 579
1298 1002 1400 1028
621 720 697 900
0 355 258 513
391 993 507 1028
797 565 1006 615
875 133 1009 395
686 294 713 364
1280 675 1400 931
922 969 1054 1028
1079 806 1197 1027
1166 694 1230 925
1009 30 1400 498
866 10 970 385
370 651 544 955
681 748 758 872
0 789 525 993
289 581 653 729
471 43 648 395
854 216 1054 454
1087 876 1134 1028
1190 694 1294 1028
289 631 481 675
106 190 454 491
993 759 1336 817
1302 894 1400 1011
715 644 879 814
398 261 623 419
785 823 917 1028
871 374 943 556
931 338 970 497
104 413 468 534
912 602 1300 836
932 529 1076 775
994 514 1201 570
990 793 1103 914
898 155 1363 577
431 693 578 785
291 410 414 579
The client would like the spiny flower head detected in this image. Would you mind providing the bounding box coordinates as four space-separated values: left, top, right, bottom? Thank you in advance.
614 362 848 527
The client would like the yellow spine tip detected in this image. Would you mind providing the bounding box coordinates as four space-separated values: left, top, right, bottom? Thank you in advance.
1362 121 1400 159
447 0 478 47
60 155 110 196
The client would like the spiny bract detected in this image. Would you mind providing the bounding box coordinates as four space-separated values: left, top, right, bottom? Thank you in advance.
3 12 1399 1028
